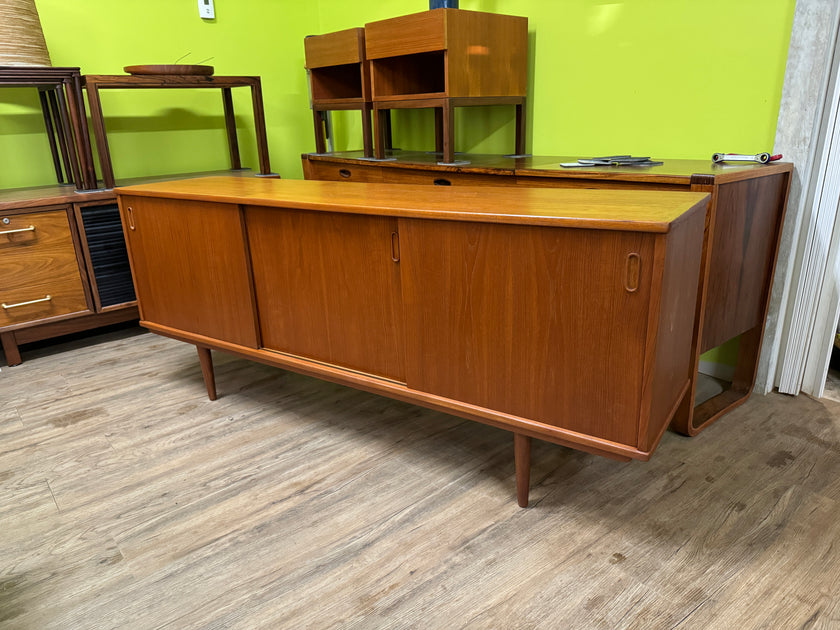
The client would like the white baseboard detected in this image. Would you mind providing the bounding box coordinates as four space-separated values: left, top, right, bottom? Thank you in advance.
698 360 735 382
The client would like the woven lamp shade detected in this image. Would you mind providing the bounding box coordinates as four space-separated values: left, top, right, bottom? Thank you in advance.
0 0 51 66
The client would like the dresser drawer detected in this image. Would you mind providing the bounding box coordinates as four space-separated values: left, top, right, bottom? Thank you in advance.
380 168 517 187
305 160 384 183
0 208 89 327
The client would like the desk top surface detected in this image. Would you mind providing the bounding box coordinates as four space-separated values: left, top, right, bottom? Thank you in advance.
117 176 708 233
303 150 793 185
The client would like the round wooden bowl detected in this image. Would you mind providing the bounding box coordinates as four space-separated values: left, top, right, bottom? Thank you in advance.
124 65 214 76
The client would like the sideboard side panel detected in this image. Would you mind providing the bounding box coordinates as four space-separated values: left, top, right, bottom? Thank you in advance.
400 218 654 446
640 207 707 451
700 173 789 351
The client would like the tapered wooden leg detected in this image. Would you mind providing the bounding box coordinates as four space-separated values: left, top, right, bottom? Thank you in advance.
85 82 116 190
196 345 217 401
222 87 242 170
514 433 532 508
383 110 393 152
441 100 455 164
515 101 527 156
361 104 373 158
249 81 273 176
39 90 64 183
434 107 443 154
374 107 388 159
312 109 327 154
1 332 21 367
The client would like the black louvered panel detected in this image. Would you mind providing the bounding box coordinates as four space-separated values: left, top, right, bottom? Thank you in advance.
79 204 136 307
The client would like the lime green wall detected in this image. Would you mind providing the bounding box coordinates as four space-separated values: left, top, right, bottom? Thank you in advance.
1 0 796 365
2 0 319 188
3 0 794 187
2 0 796 188
318 0 795 160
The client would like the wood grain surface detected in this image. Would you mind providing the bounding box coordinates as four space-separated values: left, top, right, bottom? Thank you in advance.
303 150 793 186
117 176 709 233
118 195 259 348
3 327 840 628
638 206 705 451
301 152 793 439
246 206 405 381
400 218 654 446
364 10 447 59
700 173 789 350
445 9 528 98
305 28 366 68
0 208 88 327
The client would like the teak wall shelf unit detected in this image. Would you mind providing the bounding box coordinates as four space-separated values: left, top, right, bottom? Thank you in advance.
116 176 708 506
362 9 528 163
302 150 793 437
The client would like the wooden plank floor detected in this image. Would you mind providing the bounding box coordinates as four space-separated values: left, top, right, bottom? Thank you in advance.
2 327 840 628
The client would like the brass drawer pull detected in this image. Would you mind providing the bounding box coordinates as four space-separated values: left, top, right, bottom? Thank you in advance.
0 225 35 236
2 295 52 309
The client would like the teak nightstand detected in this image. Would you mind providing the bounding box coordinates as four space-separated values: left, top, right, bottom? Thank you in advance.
305 28 375 157
364 9 528 164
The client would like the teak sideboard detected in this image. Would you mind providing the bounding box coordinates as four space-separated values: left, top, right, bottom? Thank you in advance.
302 151 793 437
116 176 708 506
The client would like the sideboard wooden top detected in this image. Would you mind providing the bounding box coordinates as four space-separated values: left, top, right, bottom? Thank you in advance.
302 150 793 185
117 176 708 233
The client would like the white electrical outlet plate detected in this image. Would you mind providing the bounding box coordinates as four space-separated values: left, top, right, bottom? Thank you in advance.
198 0 215 19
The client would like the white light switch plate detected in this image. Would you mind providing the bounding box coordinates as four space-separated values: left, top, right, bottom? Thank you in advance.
198 0 215 19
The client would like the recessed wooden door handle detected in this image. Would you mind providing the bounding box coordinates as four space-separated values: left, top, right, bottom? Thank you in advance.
433 178 452 186
391 231 400 262
625 253 640 292
127 206 136 230
339 168 352 178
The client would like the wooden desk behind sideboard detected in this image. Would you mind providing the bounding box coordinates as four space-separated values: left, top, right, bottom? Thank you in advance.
116 176 708 506
302 151 793 436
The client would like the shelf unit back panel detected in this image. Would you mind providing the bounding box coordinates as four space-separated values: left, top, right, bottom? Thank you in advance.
310 64 366 101
371 51 446 99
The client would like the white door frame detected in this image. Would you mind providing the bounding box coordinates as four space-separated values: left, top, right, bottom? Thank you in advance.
757 0 840 397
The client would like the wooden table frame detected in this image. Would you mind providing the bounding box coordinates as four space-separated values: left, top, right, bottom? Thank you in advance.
83 74 274 189
0 66 97 190
373 96 527 164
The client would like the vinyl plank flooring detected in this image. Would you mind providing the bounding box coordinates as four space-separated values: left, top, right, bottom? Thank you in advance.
3 327 840 628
